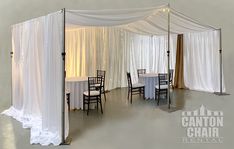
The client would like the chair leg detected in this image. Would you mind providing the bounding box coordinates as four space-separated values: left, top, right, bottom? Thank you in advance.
127 88 130 100
87 97 90 115
83 95 85 111
155 89 156 101
99 96 103 114
143 87 145 99
130 90 133 104
103 92 107 101
97 97 99 111
157 91 160 106
167 91 171 104
67 93 70 112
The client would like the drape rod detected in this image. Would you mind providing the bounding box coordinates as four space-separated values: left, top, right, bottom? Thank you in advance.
61 8 66 144
167 4 171 109
170 8 218 30
10 51 13 106
61 8 72 145
214 28 225 95
219 28 222 94
214 28 229 96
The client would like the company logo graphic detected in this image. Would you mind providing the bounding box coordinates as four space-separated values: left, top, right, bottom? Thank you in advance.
181 105 223 143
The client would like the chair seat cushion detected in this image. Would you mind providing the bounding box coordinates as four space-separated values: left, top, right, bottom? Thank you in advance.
155 84 168 89
132 83 144 88
94 83 101 87
65 89 70 94
83 91 100 96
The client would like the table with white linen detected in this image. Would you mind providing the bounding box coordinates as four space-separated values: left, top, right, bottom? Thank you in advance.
66 77 88 109
139 73 158 99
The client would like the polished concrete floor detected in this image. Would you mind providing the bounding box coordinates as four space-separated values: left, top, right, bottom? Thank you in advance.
0 88 234 149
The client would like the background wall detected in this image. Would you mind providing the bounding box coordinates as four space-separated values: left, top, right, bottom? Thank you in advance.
0 0 233 107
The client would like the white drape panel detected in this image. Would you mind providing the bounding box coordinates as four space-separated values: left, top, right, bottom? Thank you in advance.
184 30 225 92
65 27 177 90
2 11 65 146
41 12 65 145
127 33 177 84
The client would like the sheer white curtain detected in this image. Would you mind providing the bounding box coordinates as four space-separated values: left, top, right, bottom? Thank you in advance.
184 30 225 92
2 11 65 146
65 27 177 90
66 27 125 90
127 33 177 83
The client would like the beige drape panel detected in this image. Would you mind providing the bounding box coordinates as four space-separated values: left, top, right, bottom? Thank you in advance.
174 34 186 89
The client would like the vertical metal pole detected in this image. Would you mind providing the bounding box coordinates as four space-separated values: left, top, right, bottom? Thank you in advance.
61 8 71 145
61 8 66 144
219 28 223 94
167 5 171 109
10 51 13 106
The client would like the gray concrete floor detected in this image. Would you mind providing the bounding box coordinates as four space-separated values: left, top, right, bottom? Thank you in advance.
0 88 234 149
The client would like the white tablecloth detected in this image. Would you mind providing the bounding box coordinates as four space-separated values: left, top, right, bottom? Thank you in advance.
66 77 88 109
139 73 158 99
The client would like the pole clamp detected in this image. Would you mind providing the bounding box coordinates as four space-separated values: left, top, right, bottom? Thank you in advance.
167 50 170 56
62 52 66 60
219 49 222 53
10 52 13 58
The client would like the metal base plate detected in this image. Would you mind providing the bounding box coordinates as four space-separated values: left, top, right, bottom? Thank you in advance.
60 137 72 145
159 105 181 113
214 92 230 96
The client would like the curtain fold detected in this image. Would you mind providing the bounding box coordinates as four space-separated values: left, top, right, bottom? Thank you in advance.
183 30 225 92
65 27 177 90
174 34 186 89
2 11 66 146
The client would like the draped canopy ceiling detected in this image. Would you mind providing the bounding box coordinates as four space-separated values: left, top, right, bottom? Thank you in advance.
66 5 218 35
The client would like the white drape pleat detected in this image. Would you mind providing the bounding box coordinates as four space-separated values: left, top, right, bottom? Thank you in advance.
184 30 225 92
65 27 177 90
2 11 65 146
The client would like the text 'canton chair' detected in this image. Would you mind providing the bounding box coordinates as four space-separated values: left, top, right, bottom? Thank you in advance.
97 70 107 101
83 77 103 115
127 72 145 104
155 73 168 106
137 69 146 77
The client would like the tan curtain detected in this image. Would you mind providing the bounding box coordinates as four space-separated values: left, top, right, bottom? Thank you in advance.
174 34 186 89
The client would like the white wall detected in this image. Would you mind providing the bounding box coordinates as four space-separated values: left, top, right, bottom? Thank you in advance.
0 0 233 105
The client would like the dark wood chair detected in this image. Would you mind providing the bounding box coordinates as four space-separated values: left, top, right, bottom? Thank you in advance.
137 69 146 77
97 70 107 101
127 72 145 104
83 77 103 115
155 73 168 105
66 91 70 112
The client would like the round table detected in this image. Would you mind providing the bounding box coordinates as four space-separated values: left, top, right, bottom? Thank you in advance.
66 77 88 109
138 73 158 99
